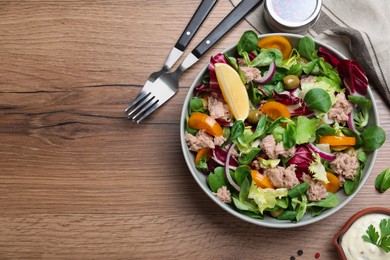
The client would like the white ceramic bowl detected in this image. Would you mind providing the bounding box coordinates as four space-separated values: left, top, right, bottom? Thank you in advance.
180 33 379 228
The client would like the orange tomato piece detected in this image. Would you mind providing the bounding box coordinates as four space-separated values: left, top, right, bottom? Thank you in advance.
195 147 212 164
258 36 292 60
323 172 341 193
251 170 275 189
319 136 356 147
260 101 291 121
188 112 223 137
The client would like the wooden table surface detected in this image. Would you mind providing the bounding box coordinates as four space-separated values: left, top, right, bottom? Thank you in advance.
0 1 389 259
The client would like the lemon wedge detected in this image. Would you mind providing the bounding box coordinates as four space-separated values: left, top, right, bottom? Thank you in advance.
214 63 249 121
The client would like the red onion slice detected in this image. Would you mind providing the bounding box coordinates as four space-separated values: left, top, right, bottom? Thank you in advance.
211 146 238 170
347 111 360 134
255 62 276 84
225 144 240 191
306 143 336 161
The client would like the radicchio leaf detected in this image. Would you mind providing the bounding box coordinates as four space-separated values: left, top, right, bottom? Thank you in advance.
215 118 234 127
194 83 222 98
287 145 313 180
288 103 313 117
318 47 369 96
273 91 313 116
208 53 229 89
211 145 239 169
318 47 341 67
337 60 368 96
273 91 301 105
248 52 257 61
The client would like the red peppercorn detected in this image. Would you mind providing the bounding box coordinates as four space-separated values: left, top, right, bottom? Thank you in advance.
315 252 321 259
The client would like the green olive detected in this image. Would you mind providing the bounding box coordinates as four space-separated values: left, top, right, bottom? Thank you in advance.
270 208 284 218
298 57 308 64
283 75 300 89
247 109 261 124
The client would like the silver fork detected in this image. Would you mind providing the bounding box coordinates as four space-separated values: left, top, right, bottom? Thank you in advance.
126 0 264 123
125 0 218 121
125 53 198 123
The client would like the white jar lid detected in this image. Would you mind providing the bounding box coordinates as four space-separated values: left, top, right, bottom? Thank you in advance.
264 0 322 33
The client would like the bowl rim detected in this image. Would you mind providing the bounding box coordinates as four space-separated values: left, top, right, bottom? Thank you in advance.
180 32 379 228
333 207 390 260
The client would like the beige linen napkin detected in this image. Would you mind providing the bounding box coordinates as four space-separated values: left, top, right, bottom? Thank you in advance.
230 0 390 107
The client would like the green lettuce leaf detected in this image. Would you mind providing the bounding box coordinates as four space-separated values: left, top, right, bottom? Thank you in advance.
308 153 329 183
258 158 281 169
296 116 319 144
248 183 288 214
299 81 337 105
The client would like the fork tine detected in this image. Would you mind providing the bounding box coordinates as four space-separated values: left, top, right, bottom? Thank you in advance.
126 93 155 117
137 102 162 124
125 67 179 122
132 100 160 124
124 91 149 113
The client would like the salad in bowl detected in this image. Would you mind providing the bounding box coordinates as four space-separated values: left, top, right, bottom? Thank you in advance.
180 30 385 227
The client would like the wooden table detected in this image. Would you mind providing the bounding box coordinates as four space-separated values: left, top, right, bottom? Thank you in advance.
0 1 389 259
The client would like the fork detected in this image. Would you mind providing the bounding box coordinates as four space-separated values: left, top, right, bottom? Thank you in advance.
124 0 218 119
126 0 264 123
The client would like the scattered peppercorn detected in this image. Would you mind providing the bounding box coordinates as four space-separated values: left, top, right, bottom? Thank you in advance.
290 256 295 260
315 252 321 259
297 250 303 256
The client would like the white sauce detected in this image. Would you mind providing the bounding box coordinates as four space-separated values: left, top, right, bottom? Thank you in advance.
341 213 390 260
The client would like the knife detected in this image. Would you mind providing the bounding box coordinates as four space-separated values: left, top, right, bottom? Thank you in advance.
175 0 264 73
144 0 218 83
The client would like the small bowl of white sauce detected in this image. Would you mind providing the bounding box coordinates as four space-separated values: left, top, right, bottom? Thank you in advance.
333 207 390 260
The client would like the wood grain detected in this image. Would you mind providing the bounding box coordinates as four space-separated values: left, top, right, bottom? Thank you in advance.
0 0 389 259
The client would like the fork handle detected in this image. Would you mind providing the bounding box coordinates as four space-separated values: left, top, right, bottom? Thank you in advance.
174 0 218 51
192 0 263 59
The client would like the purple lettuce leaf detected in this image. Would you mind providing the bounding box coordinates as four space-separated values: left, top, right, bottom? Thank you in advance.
337 59 368 96
318 46 368 96
287 145 314 180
